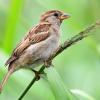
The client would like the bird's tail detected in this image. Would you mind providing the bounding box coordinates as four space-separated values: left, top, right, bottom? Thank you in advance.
0 64 15 93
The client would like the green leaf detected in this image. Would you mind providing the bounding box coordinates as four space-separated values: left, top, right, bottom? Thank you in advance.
3 0 23 53
71 89 95 100
44 67 78 100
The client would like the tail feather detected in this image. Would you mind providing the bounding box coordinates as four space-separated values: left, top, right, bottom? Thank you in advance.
0 64 15 93
5 56 17 66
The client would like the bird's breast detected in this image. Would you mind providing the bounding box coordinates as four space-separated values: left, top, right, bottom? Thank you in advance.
26 35 59 60
41 35 59 59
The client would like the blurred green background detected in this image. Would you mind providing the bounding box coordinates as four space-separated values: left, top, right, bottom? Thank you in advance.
0 0 100 100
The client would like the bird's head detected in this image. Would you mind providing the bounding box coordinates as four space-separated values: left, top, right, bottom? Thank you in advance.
40 10 70 25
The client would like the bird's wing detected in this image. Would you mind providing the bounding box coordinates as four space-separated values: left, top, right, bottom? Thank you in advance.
5 22 51 66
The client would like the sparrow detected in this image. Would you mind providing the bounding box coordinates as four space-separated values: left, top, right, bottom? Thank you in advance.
0 10 70 92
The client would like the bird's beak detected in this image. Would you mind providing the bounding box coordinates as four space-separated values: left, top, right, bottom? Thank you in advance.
60 13 70 20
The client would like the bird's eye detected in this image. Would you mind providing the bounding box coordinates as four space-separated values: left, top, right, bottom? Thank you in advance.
54 13 59 17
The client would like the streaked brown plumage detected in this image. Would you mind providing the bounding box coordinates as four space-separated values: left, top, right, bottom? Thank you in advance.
5 22 51 69
0 10 70 92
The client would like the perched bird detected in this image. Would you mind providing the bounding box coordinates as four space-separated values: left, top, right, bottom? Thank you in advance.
0 10 70 92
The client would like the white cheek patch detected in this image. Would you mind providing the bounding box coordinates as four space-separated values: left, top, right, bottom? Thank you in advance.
46 16 60 25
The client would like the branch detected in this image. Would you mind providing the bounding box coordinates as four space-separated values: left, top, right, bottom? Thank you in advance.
18 20 100 100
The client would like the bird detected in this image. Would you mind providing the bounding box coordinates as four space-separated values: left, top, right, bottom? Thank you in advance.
0 10 70 92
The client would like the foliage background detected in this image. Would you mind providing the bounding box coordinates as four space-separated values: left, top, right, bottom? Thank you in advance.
0 0 100 100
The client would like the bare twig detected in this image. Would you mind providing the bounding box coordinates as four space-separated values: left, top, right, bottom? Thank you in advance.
18 20 100 100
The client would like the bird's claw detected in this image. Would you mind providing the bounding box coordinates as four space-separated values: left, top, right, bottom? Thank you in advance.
31 69 47 81
44 60 54 68
31 69 40 81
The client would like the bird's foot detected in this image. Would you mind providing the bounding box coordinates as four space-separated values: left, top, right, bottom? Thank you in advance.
31 69 40 81
31 69 47 80
44 60 54 68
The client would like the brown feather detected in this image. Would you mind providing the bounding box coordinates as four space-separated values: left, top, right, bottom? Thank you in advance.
5 22 51 67
0 63 15 93
40 10 63 22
